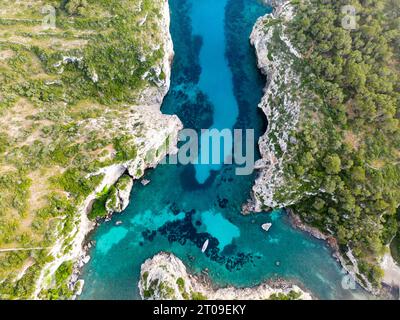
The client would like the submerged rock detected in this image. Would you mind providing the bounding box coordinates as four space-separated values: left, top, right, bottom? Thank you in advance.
141 179 151 186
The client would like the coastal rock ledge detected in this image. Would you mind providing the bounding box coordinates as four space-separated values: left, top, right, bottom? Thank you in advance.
138 252 312 300
247 0 304 212
105 175 134 215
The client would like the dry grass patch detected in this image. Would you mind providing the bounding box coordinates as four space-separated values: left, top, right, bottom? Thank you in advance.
0 164 17 174
344 130 361 150
0 48 15 60
0 98 38 138
27 166 65 212
0 0 45 20
370 159 386 170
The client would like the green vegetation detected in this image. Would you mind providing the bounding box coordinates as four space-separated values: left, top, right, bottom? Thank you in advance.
269 290 302 300
190 291 208 300
390 233 400 265
158 281 176 299
272 0 400 286
176 277 185 291
39 260 75 300
141 272 207 300
88 186 111 220
142 278 158 299
142 271 149 283
176 277 189 300
390 209 400 264
90 174 133 220
141 276 176 300
115 175 132 191
0 0 170 299
65 0 88 15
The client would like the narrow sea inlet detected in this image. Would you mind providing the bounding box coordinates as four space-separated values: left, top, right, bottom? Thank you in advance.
80 0 368 300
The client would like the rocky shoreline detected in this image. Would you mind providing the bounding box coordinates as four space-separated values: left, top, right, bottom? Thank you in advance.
246 0 384 296
244 0 304 214
32 0 183 299
139 252 312 300
288 208 388 296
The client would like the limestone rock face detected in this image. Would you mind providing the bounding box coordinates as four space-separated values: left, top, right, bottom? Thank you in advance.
248 1 307 212
380 251 400 288
139 252 312 300
105 175 134 214
139 252 192 300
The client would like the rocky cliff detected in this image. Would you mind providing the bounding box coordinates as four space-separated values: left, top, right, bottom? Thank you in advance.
248 1 306 212
139 252 312 300
249 0 400 295
105 175 133 215
0 0 182 299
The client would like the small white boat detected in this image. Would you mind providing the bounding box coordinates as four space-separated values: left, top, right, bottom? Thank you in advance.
141 179 150 186
201 239 209 253
262 223 272 232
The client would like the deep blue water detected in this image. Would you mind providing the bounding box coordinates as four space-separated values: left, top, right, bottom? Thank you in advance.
79 0 369 300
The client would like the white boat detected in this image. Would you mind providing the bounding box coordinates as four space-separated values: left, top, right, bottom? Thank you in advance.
261 223 272 232
141 179 150 186
201 239 209 253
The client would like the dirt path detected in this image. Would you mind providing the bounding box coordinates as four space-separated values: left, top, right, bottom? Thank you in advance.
0 247 50 252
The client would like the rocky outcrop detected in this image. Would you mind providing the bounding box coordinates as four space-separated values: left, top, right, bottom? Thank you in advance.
105 175 133 214
380 251 400 288
139 252 312 300
288 210 329 241
247 1 307 213
261 223 272 232
138 0 174 106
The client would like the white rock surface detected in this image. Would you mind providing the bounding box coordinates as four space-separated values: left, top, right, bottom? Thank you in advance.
249 1 304 212
262 223 272 232
139 252 312 300
380 251 400 288
105 175 134 214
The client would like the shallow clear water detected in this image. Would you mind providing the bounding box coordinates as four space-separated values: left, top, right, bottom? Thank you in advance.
190 0 239 183
80 0 370 300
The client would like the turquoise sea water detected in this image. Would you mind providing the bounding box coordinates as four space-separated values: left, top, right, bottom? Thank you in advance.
80 0 370 300
190 0 239 183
